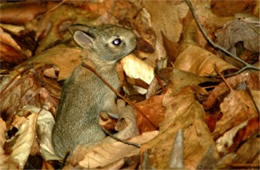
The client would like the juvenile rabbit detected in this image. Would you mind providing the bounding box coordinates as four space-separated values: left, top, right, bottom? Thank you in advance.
52 24 137 158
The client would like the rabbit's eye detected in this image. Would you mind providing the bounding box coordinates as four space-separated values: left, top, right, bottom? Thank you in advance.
112 38 121 46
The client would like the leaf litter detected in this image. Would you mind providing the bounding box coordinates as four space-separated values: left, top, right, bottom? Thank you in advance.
0 0 259 169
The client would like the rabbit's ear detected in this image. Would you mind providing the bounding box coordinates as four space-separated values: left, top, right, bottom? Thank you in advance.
73 31 94 49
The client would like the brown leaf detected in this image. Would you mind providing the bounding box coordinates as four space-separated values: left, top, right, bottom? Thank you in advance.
0 3 47 25
174 44 237 76
136 95 165 133
203 71 260 110
213 90 258 139
216 19 260 56
34 5 98 53
0 27 21 51
0 41 27 64
158 68 212 95
68 131 159 169
234 117 260 143
141 87 217 169
0 112 38 169
232 136 260 165
211 0 255 17
0 66 60 121
29 45 82 80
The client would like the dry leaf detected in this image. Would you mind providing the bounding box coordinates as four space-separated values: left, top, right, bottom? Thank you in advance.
28 45 82 80
141 87 217 169
0 3 47 25
232 136 260 164
0 71 40 120
69 131 159 169
174 44 237 76
158 68 212 95
0 27 21 51
203 71 260 109
216 120 248 153
250 89 260 111
136 95 165 133
34 4 98 53
213 90 258 139
0 112 38 169
216 19 260 55
36 108 58 161
121 54 154 85
142 0 188 43
211 0 255 17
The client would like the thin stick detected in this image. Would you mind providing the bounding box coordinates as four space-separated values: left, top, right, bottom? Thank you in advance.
81 62 157 129
184 0 260 73
102 128 141 148
214 65 233 92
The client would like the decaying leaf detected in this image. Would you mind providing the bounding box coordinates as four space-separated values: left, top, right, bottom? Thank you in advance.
1 0 259 169
216 19 260 55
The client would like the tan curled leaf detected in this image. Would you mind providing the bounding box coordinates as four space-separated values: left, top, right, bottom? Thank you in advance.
174 44 237 76
0 27 21 51
121 54 154 85
75 131 158 169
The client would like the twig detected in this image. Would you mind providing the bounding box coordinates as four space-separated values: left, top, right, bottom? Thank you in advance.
0 67 29 98
81 62 157 129
184 0 260 74
102 128 140 148
44 0 67 16
214 65 233 92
